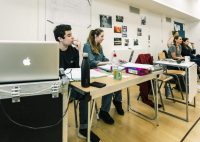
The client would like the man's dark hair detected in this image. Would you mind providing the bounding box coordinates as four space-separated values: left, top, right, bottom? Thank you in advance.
53 24 72 41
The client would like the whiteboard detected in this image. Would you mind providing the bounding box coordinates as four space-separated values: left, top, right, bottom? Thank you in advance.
45 0 91 42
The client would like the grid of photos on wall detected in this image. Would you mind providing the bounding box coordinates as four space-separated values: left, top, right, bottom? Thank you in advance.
114 15 128 47
99 14 149 48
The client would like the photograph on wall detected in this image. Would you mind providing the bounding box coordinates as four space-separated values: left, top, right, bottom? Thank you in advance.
148 35 151 41
116 15 124 22
114 26 122 33
133 39 139 46
114 38 122 46
100 15 112 28
122 26 127 37
148 35 151 44
137 28 142 36
141 16 146 25
174 21 185 38
122 33 127 37
124 38 129 46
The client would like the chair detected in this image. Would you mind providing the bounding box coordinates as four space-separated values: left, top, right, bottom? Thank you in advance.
135 54 157 107
158 51 186 100
157 74 175 111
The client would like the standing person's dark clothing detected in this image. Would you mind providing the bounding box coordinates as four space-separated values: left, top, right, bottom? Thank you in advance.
59 46 100 141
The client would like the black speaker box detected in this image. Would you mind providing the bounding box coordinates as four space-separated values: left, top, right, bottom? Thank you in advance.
0 94 63 142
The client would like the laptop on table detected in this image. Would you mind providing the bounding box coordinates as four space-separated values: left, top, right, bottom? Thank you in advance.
0 41 59 84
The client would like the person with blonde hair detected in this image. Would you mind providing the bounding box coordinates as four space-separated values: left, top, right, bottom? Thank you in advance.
167 31 179 48
83 28 124 125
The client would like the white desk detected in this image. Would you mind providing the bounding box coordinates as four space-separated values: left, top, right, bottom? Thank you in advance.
70 70 162 142
154 60 197 122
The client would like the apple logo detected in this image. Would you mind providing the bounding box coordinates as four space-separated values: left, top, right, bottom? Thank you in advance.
23 57 31 66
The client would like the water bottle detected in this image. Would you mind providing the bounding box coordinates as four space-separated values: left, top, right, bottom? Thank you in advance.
111 51 121 80
81 53 90 87
112 51 117 64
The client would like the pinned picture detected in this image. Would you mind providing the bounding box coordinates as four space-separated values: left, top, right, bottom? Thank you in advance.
116 15 124 22
122 33 127 37
122 26 127 37
124 39 129 46
122 26 127 32
114 38 122 46
114 26 122 33
137 28 142 36
148 35 151 41
133 39 139 46
100 15 112 28
141 16 146 25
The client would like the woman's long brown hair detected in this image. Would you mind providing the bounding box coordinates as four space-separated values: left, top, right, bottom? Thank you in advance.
87 28 104 54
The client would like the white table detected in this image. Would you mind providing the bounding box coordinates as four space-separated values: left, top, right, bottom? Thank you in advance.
154 60 197 121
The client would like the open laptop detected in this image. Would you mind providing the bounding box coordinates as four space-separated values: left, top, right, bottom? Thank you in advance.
0 41 59 84
98 49 134 72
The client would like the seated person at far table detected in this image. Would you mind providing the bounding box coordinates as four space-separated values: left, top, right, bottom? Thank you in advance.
181 37 200 66
168 35 184 61
83 28 124 125
168 35 186 92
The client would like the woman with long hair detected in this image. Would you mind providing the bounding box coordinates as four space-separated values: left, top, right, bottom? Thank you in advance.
168 35 186 92
83 28 124 125
182 37 200 66
168 35 184 60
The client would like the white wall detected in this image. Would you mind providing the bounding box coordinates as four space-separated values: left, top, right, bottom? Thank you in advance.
0 0 91 42
186 22 200 54
153 0 200 19
1 0 199 59
45 0 91 43
91 0 184 61
0 0 43 41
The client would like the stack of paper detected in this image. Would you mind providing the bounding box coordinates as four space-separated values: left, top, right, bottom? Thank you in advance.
121 63 153 70
64 68 108 81
98 64 125 72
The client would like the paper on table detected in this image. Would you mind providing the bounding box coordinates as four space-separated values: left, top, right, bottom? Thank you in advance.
121 62 153 70
64 68 108 81
98 64 125 72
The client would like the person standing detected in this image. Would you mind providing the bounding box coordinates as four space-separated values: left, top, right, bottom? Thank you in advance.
167 31 179 48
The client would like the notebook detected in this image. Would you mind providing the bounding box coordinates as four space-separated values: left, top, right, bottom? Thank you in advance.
0 41 59 84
